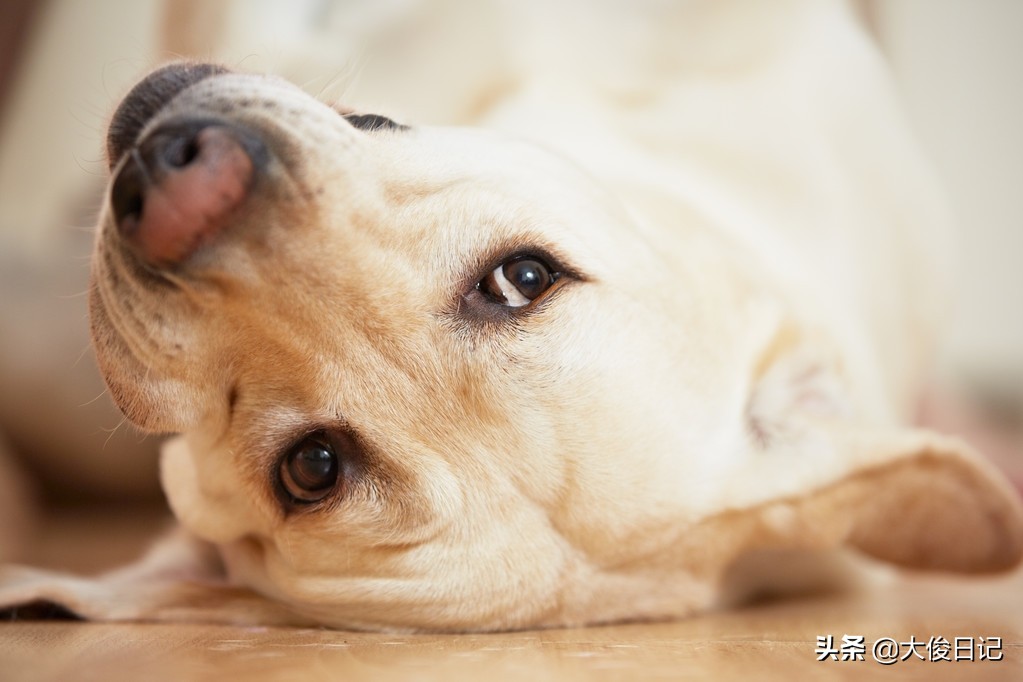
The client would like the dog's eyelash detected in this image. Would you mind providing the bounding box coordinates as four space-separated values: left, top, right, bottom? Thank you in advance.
342 113 409 132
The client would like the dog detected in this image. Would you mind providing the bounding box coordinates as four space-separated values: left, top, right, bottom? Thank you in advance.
1 0 1022 632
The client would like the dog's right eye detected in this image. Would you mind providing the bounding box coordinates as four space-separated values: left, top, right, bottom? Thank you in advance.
278 432 340 504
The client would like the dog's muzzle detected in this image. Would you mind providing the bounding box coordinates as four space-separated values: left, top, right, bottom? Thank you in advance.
106 62 266 269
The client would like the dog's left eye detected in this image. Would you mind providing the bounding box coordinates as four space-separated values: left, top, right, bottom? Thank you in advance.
478 257 557 307
279 433 339 504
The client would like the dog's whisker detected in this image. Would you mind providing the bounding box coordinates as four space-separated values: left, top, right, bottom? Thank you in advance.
100 416 130 451
72 340 95 370
79 386 111 409
163 50 192 63
234 53 264 71
321 53 370 107
67 104 109 144
311 65 358 104
55 289 91 300
71 151 108 178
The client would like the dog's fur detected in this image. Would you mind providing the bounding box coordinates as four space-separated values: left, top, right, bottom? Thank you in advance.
1 0 1021 632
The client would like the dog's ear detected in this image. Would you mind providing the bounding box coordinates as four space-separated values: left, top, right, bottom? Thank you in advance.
708 327 1023 576
0 527 306 625
717 427 1023 572
823 427 1023 572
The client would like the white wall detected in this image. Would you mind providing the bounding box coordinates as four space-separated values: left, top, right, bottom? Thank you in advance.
0 0 162 251
872 0 1023 389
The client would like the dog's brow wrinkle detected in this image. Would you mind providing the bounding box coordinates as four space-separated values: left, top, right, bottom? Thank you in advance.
379 178 462 209
227 384 240 419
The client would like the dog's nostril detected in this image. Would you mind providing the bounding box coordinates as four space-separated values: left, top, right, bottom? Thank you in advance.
159 134 202 169
110 153 146 236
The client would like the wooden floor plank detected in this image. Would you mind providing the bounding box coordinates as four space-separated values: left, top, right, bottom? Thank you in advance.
1 508 1020 680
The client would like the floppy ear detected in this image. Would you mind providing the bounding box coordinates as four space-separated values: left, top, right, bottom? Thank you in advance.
695 328 1023 583
817 427 1023 572
0 526 308 626
731 426 1023 572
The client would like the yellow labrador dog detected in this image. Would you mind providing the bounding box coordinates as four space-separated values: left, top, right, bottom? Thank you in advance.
1 1 1022 631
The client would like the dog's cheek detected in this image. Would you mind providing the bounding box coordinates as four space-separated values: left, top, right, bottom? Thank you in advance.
501 298 711 551
160 435 263 544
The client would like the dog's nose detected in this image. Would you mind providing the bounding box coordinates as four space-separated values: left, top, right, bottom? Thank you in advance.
110 120 261 268
107 62 229 167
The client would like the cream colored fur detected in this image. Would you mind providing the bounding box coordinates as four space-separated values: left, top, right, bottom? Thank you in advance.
0 0 1020 632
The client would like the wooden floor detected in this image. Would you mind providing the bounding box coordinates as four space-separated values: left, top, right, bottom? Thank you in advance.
2 507 1021 681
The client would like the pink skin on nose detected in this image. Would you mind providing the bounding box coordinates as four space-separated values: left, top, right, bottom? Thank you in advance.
128 128 254 267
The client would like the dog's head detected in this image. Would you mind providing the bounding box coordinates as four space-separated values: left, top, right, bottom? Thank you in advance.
8 62 1021 631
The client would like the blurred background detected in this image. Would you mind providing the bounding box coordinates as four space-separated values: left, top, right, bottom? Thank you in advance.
0 0 1020 562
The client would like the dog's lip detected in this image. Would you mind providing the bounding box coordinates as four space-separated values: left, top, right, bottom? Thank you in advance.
107 62 231 169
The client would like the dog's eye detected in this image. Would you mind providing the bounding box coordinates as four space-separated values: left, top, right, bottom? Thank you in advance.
342 113 408 132
478 257 557 307
279 433 339 504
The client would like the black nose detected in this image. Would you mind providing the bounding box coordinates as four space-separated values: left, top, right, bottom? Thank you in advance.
106 62 229 169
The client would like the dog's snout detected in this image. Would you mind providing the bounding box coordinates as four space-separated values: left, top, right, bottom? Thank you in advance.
107 62 229 168
111 120 263 268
